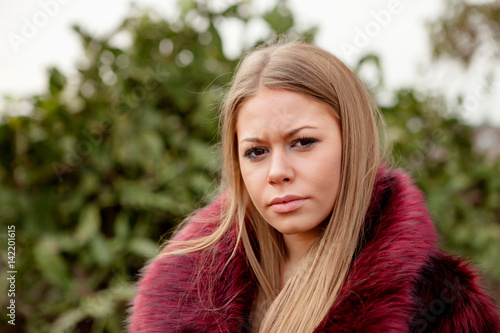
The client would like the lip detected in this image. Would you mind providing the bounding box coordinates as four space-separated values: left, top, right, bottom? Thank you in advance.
269 195 306 213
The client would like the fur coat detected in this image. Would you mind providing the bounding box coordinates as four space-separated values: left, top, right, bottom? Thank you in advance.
128 166 499 332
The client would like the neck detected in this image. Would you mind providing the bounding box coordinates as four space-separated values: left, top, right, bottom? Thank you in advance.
280 229 322 289
282 231 319 264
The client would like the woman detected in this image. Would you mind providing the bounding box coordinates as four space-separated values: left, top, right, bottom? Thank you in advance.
128 42 499 332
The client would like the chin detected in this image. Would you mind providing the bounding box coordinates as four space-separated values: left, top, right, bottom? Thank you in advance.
273 222 323 236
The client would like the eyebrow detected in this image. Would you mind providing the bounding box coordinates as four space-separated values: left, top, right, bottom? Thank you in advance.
239 125 316 144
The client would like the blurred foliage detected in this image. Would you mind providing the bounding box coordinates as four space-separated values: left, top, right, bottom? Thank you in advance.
429 0 500 65
0 0 314 332
0 0 499 332
381 90 500 278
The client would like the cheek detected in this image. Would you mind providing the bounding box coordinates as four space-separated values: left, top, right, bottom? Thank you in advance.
310 149 342 202
239 163 266 205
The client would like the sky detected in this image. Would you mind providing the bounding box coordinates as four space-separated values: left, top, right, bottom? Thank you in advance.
1 0 499 125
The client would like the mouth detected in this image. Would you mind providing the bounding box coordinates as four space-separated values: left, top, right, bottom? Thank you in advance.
269 195 306 213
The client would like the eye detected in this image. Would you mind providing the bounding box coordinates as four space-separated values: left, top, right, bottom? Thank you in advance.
291 137 317 148
243 147 268 160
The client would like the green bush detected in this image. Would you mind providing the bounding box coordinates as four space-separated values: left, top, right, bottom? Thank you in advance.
0 1 498 331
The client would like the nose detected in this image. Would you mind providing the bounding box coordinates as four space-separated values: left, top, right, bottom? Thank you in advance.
267 150 294 185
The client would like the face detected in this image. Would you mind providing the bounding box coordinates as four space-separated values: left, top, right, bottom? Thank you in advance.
236 88 342 239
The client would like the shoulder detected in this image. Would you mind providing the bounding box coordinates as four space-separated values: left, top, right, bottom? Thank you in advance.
411 250 499 332
371 166 499 331
318 166 440 331
127 196 226 333
321 165 499 332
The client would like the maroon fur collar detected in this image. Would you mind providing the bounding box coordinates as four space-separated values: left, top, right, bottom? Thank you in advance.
128 166 499 332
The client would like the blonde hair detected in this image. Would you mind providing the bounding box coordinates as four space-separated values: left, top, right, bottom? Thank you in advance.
163 41 385 332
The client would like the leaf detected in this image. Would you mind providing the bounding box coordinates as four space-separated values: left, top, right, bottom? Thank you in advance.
34 237 71 290
75 204 101 246
129 237 158 258
48 67 67 96
114 211 130 241
262 0 294 33
51 308 87 333
89 233 113 267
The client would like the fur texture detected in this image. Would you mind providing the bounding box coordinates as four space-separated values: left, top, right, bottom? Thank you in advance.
128 166 499 332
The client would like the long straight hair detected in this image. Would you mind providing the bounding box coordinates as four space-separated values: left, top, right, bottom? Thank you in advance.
162 41 384 332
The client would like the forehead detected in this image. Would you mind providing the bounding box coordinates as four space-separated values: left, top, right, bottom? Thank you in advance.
236 88 337 138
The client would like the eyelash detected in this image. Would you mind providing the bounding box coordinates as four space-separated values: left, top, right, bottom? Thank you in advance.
243 137 318 160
